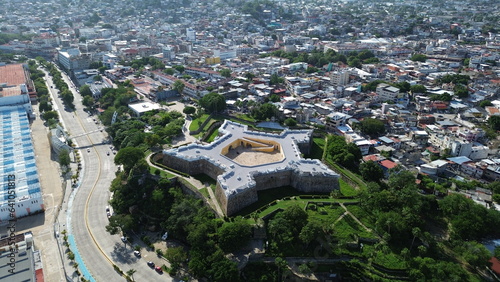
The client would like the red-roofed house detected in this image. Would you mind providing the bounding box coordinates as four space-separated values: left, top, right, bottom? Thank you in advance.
379 159 398 177
490 257 500 276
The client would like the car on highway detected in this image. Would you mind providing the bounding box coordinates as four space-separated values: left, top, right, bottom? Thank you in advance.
134 251 141 257
147 261 155 268
155 266 162 273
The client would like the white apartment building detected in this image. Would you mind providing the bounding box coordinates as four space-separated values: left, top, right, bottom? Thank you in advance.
330 70 350 86
213 49 237 60
376 83 400 102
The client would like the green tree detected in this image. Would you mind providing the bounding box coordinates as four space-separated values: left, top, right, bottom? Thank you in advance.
172 80 184 95
348 57 362 68
199 92 226 113
144 134 161 148
410 54 427 62
61 89 74 107
269 94 281 102
494 245 500 259
42 110 59 120
164 68 174 75
488 115 500 131
219 68 232 78
106 214 136 235
359 161 384 182
284 118 297 127
454 84 468 98
164 247 187 269
359 118 385 137
270 73 284 85
58 149 71 167
299 220 323 246
114 147 145 172
410 84 427 94
305 66 318 73
126 269 136 281
461 241 492 268
245 72 255 81
39 101 52 112
480 100 493 108
82 95 95 108
183 106 196 115
251 103 278 121
275 257 288 281
217 217 252 253
282 204 308 234
79 85 92 97
173 65 185 73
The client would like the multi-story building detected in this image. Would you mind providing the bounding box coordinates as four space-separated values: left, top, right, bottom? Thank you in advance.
330 70 350 86
0 63 36 112
213 49 237 60
376 83 400 103
57 49 91 71
345 132 371 155
162 45 176 61
325 112 350 131
186 28 196 42
0 107 44 222
185 67 223 79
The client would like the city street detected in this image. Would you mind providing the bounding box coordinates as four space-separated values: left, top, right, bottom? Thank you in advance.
47 68 172 281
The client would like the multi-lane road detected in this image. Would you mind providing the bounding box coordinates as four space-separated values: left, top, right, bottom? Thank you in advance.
46 69 170 282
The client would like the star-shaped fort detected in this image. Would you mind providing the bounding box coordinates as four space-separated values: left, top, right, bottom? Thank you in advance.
160 120 339 215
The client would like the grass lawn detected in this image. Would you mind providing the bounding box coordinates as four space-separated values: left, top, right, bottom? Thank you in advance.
192 173 216 186
340 179 359 197
308 203 345 224
189 114 210 131
360 244 407 269
306 137 325 159
148 165 175 179
326 159 367 190
234 186 309 217
235 113 256 122
205 129 219 143
334 215 374 240
345 205 377 230
199 187 210 199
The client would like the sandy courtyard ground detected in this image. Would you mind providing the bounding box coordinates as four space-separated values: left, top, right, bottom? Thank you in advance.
225 146 283 166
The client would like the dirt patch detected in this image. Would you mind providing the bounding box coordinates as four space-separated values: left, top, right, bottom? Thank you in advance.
225 146 283 166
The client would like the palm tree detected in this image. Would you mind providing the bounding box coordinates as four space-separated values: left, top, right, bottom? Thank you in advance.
410 227 421 251
126 269 136 281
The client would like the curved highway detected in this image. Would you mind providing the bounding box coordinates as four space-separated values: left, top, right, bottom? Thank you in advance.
46 68 169 281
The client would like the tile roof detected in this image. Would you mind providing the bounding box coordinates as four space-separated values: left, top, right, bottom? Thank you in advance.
0 63 26 86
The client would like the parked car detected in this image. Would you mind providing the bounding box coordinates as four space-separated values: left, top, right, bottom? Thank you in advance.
134 251 141 257
121 236 127 243
155 266 162 273
147 261 155 268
